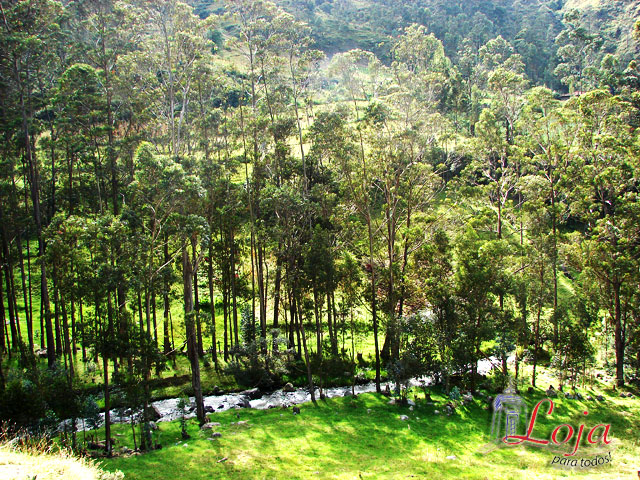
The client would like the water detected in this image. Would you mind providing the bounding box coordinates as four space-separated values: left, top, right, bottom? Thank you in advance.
60 357 500 431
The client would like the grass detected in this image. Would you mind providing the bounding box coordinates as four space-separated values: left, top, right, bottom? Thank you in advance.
99 377 640 480
0 432 122 480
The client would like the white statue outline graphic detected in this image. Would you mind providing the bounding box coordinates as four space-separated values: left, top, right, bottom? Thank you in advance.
491 378 528 442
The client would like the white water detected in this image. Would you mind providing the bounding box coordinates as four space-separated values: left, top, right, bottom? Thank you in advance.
60 357 500 431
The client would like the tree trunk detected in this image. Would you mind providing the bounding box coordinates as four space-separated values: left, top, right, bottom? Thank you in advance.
613 281 624 387
532 264 544 387
163 235 171 355
207 242 217 365
192 239 204 356
296 291 316 404
182 244 205 425
367 220 381 393
103 355 111 455
230 228 239 347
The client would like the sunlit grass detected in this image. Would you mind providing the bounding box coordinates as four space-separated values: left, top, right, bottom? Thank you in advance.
100 382 640 480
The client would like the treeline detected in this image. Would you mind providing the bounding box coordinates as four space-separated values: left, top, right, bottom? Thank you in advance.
0 0 639 453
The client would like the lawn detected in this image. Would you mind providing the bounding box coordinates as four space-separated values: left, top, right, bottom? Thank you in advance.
100 382 639 480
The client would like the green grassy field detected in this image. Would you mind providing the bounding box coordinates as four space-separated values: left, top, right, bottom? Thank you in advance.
99 379 639 480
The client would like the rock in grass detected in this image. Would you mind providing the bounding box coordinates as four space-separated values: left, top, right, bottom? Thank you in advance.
446 455 457 460
293 406 301 415
434 410 440 414
211 432 222 438
201 422 221 430
400 415 409 421
586 395 594 401
596 395 605 401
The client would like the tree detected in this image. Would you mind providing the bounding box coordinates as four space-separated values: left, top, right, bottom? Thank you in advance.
568 90 639 387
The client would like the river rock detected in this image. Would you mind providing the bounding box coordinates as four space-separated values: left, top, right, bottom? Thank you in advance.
283 383 296 393
237 397 251 409
147 406 162 421
292 406 301 415
240 388 262 400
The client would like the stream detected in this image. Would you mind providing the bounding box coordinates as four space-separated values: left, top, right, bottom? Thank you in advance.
61 357 499 432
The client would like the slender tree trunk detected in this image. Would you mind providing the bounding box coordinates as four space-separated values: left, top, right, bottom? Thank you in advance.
15 232 32 351
0 271 5 355
327 290 337 356
532 263 544 387
273 249 282 350
208 243 217 365
367 219 381 393
230 228 239 347
296 291 316 404
103 356 111 455
313 285 322 358
613 281 624 387
192 239 204 356
60 295 73 377
163 235 171 355
182 244 205 424
551 187 559 348
1 228 18 351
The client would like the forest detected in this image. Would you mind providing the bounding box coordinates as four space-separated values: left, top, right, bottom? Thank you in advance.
0 0 639 478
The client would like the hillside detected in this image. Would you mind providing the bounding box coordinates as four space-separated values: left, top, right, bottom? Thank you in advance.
193 0 639 88
562 0 640 60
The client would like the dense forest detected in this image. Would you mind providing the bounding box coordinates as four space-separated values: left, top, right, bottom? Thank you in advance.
0 0 639 458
